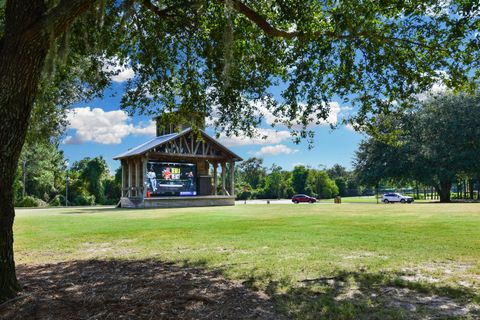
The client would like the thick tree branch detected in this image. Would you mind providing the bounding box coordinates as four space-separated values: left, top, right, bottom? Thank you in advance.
226 0 302 39
141 0 198 18
24 0 97 41
226 0 440 51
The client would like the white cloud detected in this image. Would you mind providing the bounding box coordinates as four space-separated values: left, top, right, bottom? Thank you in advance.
292 162 305 167
102 57 135 83
416 82 449 101
217 128 291 147
63 107 155 145
207 97 344 131
425 0 451 17
345 123 356 131
254 100 342 128
416 70 450 101
111 68 135 82
208 99 347 147
251 144 299 156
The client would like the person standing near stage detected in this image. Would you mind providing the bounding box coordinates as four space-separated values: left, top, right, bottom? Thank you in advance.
147 167 157 192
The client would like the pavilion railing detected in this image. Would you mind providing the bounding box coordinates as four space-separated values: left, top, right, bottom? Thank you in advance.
122 187 144 198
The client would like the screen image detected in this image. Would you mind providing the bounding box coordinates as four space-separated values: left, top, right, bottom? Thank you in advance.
145 161 197 196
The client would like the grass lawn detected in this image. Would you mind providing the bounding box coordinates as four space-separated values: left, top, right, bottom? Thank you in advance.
13 203 480 319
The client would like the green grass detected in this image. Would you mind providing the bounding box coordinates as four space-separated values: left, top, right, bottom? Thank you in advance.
14 204 480 319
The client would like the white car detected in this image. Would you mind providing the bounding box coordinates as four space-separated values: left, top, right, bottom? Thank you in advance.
382 193 414 204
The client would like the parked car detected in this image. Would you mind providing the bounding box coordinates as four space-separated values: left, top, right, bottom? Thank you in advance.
292 194 317 204
382 193 414 204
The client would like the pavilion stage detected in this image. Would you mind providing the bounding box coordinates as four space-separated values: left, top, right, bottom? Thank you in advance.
114 113 242 209
120 195 235 208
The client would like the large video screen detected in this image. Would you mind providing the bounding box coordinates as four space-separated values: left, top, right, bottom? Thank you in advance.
145 161 197 196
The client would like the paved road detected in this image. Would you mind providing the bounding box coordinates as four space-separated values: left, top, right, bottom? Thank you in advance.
235 199 334 205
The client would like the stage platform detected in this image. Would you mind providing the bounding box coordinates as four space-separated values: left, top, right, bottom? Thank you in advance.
120 195 235 208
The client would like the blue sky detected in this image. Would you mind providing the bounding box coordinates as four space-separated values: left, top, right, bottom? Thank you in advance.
61 72 364 173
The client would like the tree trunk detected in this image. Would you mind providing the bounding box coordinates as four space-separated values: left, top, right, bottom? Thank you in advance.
468 179 474 200
0 0 51 301
0 0 97 301
437 180 452 203
478 178 480 200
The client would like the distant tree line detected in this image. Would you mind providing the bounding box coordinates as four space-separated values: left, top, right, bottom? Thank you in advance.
14 146 121 207
234 158 365 200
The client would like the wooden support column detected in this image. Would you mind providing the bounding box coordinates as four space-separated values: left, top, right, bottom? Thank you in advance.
221 162 226 195
135 158 140 197
229 161 235 197
142 156 148 198
128 160 133 197
213 163 218 195
124 160 130 197
120 160 127 197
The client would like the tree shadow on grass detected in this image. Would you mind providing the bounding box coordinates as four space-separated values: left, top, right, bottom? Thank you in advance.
258 270 479 320
2 260 479 320
0 259 281 320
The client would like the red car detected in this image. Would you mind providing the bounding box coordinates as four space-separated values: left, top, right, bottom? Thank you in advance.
292 194 317 204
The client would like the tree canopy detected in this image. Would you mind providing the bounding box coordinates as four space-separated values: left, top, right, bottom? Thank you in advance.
3 1 480 138
354 93 480 202
1 0 480 300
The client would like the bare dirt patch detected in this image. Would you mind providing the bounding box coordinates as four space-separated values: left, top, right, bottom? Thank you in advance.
296 271 480 319
342 251 388 260
80 239 138 258
0 259 281 320
381 286 479 317
400 261 480 289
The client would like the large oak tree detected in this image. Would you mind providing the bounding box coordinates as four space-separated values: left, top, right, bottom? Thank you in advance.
0 0 479 300
354 93 480 202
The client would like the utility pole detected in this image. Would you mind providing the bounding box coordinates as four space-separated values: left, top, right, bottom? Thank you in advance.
65 172 69 207
22 159 26 198
65 160 69 207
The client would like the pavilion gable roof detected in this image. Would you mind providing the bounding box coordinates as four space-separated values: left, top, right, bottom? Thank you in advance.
113 128 242 161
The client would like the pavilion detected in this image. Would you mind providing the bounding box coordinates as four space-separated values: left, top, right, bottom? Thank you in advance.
113 113 242 208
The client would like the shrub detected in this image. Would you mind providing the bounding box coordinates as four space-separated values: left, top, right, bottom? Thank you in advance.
72 194 95 206
237 190 252 200
49 195 66 207
16 195 48 207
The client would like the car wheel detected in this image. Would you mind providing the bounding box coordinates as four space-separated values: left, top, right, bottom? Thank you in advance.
309 200 315 203
383 199 389 204
294 200 299 204
400 199 406 204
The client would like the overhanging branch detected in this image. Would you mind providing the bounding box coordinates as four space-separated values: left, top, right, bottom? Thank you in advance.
225 0 302 39
225 0 441 51
141 0 198 19
24 0 96 40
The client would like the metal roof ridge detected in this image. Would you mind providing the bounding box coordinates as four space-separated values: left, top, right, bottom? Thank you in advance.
113 128 192 160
